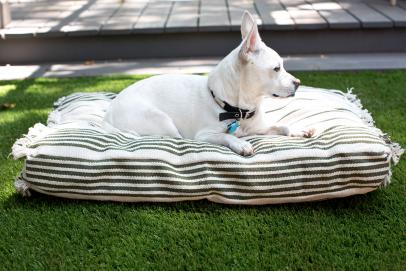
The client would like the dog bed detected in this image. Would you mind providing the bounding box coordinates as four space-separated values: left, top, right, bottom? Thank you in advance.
12 87 403 204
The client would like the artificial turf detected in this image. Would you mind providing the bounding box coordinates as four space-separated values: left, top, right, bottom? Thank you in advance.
0 71 405 270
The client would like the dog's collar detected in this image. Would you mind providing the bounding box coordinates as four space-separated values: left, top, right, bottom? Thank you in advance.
210 89 256 121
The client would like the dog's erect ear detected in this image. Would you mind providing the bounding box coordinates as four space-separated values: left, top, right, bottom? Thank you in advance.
241 11 255 40
239 11 261 61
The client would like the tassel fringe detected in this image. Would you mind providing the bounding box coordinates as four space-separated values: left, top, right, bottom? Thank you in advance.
11 123 49 159
344 88 404 186
14 178 31 197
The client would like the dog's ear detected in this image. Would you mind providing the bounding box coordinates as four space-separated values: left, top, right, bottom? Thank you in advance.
239 11 261 61
241 11 255 40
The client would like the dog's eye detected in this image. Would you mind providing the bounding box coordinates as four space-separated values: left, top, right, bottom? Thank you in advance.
273 66 280 72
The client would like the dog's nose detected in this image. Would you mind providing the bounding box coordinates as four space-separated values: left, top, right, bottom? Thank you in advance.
293 79 301 90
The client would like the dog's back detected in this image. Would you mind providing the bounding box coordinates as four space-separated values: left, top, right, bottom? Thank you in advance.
104 74 222 138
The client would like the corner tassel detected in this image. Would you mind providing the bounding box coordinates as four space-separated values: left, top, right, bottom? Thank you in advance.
14 178 31 197
11 123 49 159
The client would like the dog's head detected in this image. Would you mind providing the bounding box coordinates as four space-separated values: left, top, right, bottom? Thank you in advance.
238 11 300 98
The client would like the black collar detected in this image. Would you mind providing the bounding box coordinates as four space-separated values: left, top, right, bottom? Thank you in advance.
210 90 256 121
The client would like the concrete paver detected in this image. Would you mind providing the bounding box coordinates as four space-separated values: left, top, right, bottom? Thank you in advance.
1 53 405 80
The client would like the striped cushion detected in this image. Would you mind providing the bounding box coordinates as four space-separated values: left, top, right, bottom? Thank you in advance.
12 87 403 204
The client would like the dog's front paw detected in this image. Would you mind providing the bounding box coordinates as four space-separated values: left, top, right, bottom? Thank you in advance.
229 140 255 156
289 128 315 138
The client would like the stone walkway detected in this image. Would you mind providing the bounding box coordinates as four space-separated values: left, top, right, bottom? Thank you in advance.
2 0 406 38
2 53 406 80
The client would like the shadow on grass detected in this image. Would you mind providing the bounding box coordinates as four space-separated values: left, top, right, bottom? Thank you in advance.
0 76 135 111
0 111 48 156
3 186 388 216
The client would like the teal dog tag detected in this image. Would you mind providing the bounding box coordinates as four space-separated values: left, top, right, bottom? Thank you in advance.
227 120 240 134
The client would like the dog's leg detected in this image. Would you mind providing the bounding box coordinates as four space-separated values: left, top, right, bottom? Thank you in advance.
106 100 182 138
196 131 254 156
263 126 290 136
140 109 182 138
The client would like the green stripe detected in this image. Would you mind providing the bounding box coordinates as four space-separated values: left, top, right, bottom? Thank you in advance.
49 125 379 146
32 142 235 155
35 133 383 152
26 170 387 189
276 108 303 122
34 128 383 150
44 131 208 147
56 96 113 110
27 157 387 173
288 109 361 125
56 93 115 106
30 179 383 195
35 184 379 201
25 165 388 181
27 173 386 188
253 136 384 152
30 138 386 156
49 123 376 139
58 96 113 110
32 151 386 165
304 117 362 127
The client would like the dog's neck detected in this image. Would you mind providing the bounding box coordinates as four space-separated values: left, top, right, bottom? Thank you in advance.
208 48 263 112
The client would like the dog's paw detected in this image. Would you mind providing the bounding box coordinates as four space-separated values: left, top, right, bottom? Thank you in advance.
303 128 315 138
229 140 255 156
289 128 315 138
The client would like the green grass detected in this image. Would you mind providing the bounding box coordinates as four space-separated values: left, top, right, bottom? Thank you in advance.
0 71 405 270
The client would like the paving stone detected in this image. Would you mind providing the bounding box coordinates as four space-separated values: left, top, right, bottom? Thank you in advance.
101 18 137 35
61 22 101 36
166 0 199 32
255 0 295 30
113 1 147 18
337 0 393 28
199 0 230 31
100 23 133 35
307 0 360 29
5 19 46 27
34 27 67 37
133 1 172 33
229 0 262 31
369 1 406 27
90 3 118 7
280 0 328 29
1 27 37 38
11 10 62 20
78 9 116 19
318 10 360 28
49 4 102 32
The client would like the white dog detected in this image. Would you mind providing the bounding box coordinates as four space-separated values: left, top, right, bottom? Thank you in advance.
104 11 314 156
